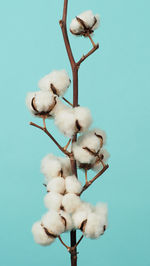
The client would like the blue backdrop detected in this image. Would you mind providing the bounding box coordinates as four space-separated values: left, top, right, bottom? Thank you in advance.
0 0 150 265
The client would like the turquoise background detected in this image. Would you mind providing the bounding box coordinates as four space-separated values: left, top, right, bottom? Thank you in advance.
0 0 150 265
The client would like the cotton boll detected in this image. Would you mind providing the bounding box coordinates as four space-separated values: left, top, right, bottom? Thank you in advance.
62 193 81 214
78 132 101 152
32 221 55 246
59 157 72 177
74 107 92 132
77 10 96 28
73 143 95 165
41 154 62 181
34 91 56 113
55 107 76 137
84 213 104 239
65 175 82 194
59 210 74 231
41 211 65 236
44 192 63 211
38 70 71 96
70 10 99 35
47 178 65 194
92 14 100 30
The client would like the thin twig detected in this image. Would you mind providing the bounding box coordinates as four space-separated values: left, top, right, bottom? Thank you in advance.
62 97 73 107
64 138 71 150
43 117 46 129
30 122 70 156
87 33 96 47
58 236 70 251
79 164 109 195
77 44 99 66
72 235 84 250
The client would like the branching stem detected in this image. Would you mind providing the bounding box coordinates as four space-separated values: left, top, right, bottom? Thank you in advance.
30 122 70 156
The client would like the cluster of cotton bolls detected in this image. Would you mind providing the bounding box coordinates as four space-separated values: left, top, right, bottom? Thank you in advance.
26 69 92 138
32 153 108 246
73 129 110 171
26 69 71 118
70 10 100 36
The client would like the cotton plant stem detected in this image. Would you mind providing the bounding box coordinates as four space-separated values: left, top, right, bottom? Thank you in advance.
29 122 70 156
85 169 88 184
58 236 70 251
62 97 73 107
63 138 71 150
80 164 109 195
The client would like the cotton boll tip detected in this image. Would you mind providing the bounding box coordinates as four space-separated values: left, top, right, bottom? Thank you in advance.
74 106 92 133
41 154 62 181
47 177 65 194
41 211 65 236
44 192 63 211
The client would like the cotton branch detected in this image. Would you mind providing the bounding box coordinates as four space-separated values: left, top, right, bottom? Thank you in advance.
79 164 109 195
30 122 70 156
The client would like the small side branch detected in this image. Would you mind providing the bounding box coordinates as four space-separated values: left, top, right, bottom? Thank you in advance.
30 122 70 156
80 164 109 195
58 236 70 251
62 97 73 107
77 44 99 66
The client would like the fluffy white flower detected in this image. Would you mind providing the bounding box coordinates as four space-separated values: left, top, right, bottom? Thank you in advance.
41 211 65 236
50 98 67 117
54 107 76 137
59 210 74 231
62 193 81 214
38 70 71 96
44 192 63 211
32 221 55 246
26 91 56 116
74 106 92 132
41 154 62 181
70 10 100 35
92 149 110 172
84 213 105 239
65 175 82 194
47 178 65 194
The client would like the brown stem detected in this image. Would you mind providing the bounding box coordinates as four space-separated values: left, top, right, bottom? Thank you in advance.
73 235 84 249
85 169 88 184
87 33 96 47
62 97 73 107
77 44 99 66
64 138 71 150
43 117 46 129
58 236 70 251
29 122 70 156
80 164 109 195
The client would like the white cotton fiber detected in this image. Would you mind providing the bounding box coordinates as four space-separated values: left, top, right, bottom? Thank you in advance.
72 143 95 165
74 107 92 132
41 211 65 236
26 92 37 115
41 154 62 181
62 193 81 214
47 178 65 194
38 70 71 96
72 202 93 229
95 203 108 227
33 91 55 113
58 157 72 177
70 10 100 35
50 98 67 117
32 221 55 246
44 192 63 211
93 128 107 145
65 175 82 194
54 107 76 137
84 213 104 239
59 210 74 231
